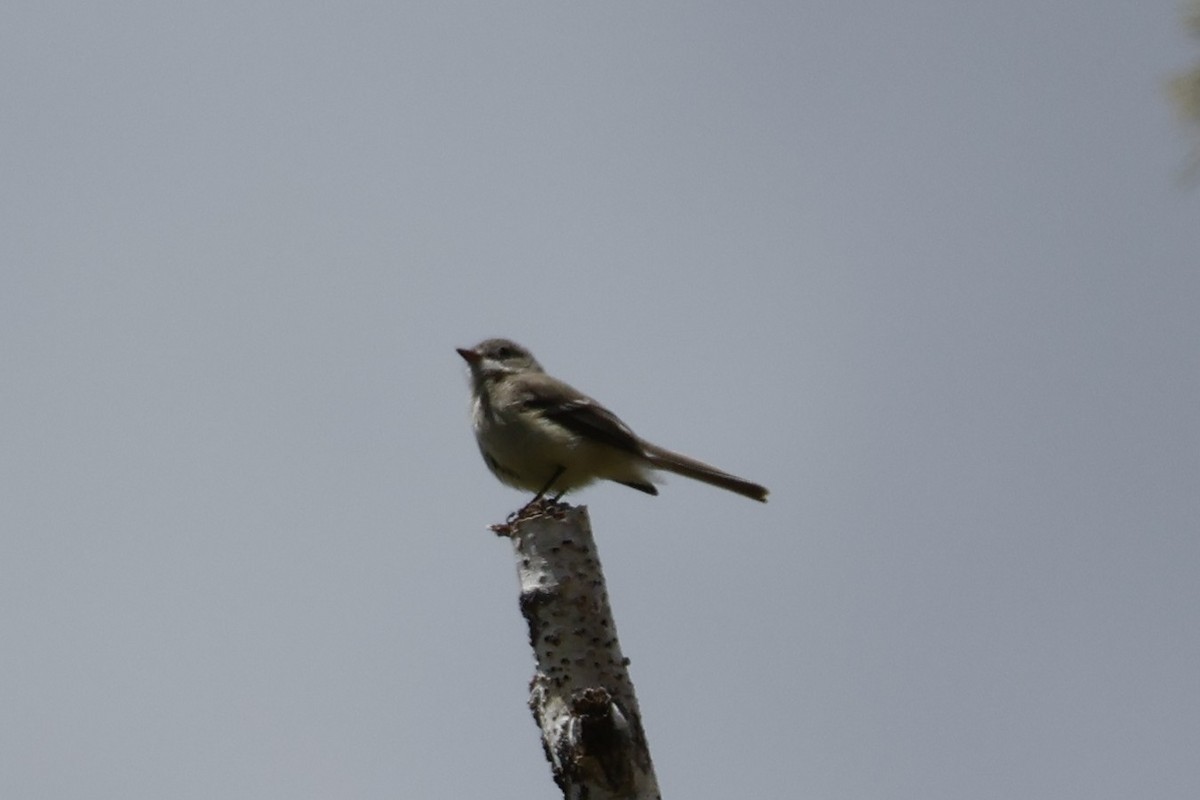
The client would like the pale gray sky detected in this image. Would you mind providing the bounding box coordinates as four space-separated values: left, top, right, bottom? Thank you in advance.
2 3 1198 798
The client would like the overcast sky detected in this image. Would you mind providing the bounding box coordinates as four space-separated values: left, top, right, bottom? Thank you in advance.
2 3 1198 798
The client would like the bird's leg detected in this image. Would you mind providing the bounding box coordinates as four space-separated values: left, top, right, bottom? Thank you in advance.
524 465 565 510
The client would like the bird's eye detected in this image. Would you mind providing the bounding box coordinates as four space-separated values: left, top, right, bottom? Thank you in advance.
496 346 513 359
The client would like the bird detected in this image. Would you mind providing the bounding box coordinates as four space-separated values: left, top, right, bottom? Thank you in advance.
456 338 768 504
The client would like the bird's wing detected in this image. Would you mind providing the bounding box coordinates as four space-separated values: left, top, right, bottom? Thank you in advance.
515 374 645 456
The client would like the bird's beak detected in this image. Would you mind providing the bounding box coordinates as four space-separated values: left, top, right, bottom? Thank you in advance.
456 347 481 365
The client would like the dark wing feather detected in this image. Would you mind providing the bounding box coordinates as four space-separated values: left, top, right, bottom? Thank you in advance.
516 375 645 456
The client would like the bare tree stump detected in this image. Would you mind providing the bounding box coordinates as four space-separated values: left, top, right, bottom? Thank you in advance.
493 501 661 800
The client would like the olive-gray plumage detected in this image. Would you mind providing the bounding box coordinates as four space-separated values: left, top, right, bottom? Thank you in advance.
457 338 768 502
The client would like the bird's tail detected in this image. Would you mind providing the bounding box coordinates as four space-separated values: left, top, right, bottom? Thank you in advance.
642 443 768 502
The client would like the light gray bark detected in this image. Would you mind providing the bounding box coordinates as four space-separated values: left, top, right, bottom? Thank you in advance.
494 502 660 800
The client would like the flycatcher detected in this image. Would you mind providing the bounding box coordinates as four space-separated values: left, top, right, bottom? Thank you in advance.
457 338 768 503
